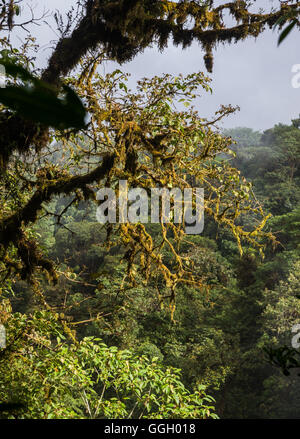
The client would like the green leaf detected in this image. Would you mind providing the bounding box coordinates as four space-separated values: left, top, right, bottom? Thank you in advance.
278 20 297 45
119 82 128 93
0 61 87 130
0 60 35 82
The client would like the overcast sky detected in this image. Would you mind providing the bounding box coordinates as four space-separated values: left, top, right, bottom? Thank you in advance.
12 0 300 132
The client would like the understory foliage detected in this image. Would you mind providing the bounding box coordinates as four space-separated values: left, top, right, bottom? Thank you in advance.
0 301 216 419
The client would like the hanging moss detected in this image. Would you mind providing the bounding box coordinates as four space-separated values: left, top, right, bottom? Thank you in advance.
42 1 300 85
0 153 115 279
0 113 49 168
204 51 213 74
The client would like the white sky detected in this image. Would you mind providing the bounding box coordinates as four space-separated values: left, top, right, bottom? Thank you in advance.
9 0 300 131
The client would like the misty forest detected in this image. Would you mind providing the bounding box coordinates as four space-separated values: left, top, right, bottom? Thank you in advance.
0 0 300 419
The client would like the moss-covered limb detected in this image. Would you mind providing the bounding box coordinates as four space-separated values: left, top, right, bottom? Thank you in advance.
41 2 158 85
1 1 299 166
16 233 58 282
0 113 49 169
41 0 300 86
0 153 115 246
0 153 115 277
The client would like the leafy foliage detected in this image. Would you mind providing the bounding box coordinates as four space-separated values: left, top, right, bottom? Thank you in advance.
0 61 87 130
0 302 217 419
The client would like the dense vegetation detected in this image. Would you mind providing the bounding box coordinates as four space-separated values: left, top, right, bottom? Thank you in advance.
2 118 299 418
0 0 300 419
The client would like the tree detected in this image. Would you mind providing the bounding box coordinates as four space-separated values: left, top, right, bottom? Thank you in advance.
0 1 297 419
0 66 273 312
0 0 294 283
